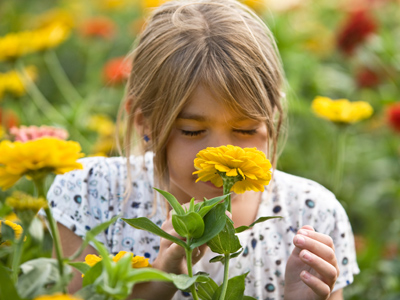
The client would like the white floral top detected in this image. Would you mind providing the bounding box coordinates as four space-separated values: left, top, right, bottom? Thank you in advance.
46 153 359 299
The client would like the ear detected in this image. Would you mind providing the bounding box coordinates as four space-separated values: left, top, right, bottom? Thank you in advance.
133 108 151 139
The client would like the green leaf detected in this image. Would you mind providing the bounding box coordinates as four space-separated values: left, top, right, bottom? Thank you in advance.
243 296 257 300
209 255 224 263
154 188 185 215
82 261 103 287
172 212 205 239
190 203 227 249
126 267 173 283
68 261 91 275
212 272 248 300
74 285 108 300
1 222 17 242
28 217 44 242
197 277 218 300
123 217 188 249
17 258 73 298
230 249 243 259
69 215 120 260
207 215 241 254
189 197 195 212
197 195 229 218
235 216 282 233
0 263 22 300
170 273 209 290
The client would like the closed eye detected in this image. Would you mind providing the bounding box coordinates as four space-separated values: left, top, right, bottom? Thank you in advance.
234 129 257 135
180 130 205 137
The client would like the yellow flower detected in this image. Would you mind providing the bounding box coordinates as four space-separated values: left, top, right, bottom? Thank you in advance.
33 294 82 300
6 191 48 212
193 145 272 194
87 114 115 136
0 23 70 61
113 251 151 268
84 254 103 267
0 66 37 99
312 96 374 123
0 219 23 240
0 137 84 190
84 251 151 269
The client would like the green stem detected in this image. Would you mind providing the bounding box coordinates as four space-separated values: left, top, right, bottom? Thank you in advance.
223 185 232 214
11 230 26 283
185 247 200 300
333 126 348 194
43 50 84 106
219 254 230 300
33 177 66 293
16 60 92 151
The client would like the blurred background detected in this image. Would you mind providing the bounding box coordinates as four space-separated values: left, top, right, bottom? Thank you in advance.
0 0 399 298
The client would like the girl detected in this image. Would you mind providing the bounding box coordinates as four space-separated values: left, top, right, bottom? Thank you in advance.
47 0 359 299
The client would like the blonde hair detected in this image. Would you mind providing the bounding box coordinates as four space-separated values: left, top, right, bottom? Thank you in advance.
120 0 286 193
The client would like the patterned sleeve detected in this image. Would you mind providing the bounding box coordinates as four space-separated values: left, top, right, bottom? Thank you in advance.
329 199 360 291
46 156 122 248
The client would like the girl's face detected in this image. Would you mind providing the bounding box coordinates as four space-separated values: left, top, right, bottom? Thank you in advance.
166 85 269 204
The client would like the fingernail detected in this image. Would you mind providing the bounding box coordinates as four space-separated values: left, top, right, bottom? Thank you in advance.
301 270 310 280
295 235 305 246
302 251 311 262
298 229 308 236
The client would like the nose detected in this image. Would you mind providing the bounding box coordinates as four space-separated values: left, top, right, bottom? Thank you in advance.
207 131 233 148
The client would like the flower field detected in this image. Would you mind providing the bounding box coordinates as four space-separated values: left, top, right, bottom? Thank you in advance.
0 0 399 299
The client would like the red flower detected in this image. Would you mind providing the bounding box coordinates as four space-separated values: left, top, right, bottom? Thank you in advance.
337 10 377 55
357 68 380 88
387 103 400 132
0 108 19 129
79 16 116 40
103 56 131 85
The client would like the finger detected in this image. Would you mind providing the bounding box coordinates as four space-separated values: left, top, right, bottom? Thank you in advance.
293 233 337 267
192 244 209 264
297 227 335 251
299 249 339 287
300 270 332 299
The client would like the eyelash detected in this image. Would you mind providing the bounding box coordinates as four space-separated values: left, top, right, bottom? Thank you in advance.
180 129 257 136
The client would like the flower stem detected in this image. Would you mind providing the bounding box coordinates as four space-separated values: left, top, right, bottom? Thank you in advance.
11 230 26 283
44 50 84 106
185 247 200 300
223 185 232 214
333 126 348 194
33 177 66 292
219 254 230 300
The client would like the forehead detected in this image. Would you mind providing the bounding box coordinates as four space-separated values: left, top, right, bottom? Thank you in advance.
177 85 255 123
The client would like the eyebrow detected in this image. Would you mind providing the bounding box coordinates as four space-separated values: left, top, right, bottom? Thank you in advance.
176 112 256 123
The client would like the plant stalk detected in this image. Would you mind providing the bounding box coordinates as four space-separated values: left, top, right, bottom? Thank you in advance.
219 254 230 300
11 230 26 283
185 247 200 300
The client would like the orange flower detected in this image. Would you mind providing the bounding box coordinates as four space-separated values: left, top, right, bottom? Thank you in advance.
387 102 400 132
79 16 116 40
103 56 131 85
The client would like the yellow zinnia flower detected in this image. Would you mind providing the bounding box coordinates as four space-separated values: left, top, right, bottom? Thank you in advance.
193 145 272 194
0 66 37 99
0 219 23 240
84 254 103 267
0 137 84 190
312 96 373 123
113 251 151 268
33 294 82 300
6 191 48 212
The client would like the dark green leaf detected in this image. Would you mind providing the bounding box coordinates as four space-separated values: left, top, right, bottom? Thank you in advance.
190 203 227 249
69 215 119 260
197 277 218 300
230 249 243 259
212 272 248 300
154 188 185 215
235 216 282 233
123 217 188 249
207 216 241 254
172 212 205 239
0 263 21 300
1 222 16 242
197 195 229 218
68 261 91 275
209 255 224 263
243 296 257 300
126 267 172 283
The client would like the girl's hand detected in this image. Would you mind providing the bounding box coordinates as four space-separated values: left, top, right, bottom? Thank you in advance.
284 225 340 300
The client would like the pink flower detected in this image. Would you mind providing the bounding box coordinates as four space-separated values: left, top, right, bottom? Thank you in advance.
10 125 69 142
